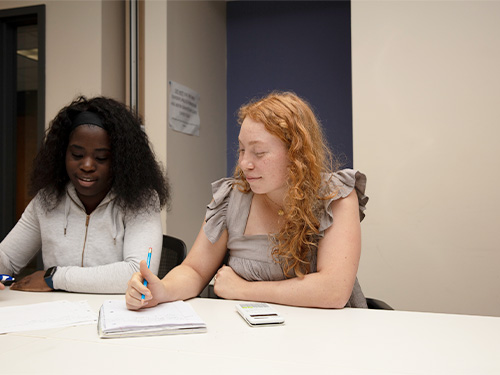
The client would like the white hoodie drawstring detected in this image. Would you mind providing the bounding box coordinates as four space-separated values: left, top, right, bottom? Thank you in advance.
64 194 70 235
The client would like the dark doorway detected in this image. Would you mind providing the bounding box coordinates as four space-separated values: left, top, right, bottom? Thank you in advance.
0 5 45 241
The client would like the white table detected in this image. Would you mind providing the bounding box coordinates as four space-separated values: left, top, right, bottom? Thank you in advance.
1 289 499 374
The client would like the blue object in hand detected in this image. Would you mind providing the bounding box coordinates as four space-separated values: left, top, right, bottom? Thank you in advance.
141 248 152 300
1 274 15 286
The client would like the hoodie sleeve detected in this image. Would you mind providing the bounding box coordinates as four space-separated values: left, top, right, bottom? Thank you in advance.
0 197 43 275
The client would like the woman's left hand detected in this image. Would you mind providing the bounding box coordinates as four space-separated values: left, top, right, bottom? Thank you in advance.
10 271 53 292
213 265 247 300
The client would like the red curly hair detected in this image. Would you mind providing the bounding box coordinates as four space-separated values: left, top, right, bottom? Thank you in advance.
234 92 339 277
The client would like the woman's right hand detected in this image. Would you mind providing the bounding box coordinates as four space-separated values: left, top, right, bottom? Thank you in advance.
125 260 167 310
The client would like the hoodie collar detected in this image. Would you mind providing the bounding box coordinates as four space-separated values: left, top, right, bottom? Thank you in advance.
63 183 118 241
65 182 116 211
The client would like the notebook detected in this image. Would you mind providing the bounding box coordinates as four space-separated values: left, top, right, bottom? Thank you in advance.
98 299 207 338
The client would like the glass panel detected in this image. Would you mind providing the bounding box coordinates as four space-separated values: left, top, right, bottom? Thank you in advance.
16 24 38 220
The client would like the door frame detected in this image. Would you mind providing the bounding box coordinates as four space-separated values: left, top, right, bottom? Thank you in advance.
0 5 45 239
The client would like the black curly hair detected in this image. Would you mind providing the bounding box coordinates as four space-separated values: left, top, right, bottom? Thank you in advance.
30 96 170 212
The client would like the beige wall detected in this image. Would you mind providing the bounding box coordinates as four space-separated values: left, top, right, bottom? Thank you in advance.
0 0 125 123
352 1 500 316
142 0 168 235
101 0 125 100
166 1 227 250
143 1 227 249
1 0 123 231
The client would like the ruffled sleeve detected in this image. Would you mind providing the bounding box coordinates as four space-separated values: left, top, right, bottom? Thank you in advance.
203 178 234 244
318 169 369 232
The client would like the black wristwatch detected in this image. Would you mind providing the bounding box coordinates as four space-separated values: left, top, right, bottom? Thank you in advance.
44 266 57 289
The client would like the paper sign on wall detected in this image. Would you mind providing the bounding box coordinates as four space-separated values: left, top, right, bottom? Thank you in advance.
168 81 200 136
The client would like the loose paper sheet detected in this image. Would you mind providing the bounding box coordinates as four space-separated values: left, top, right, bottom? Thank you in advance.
168 81 201 136
0 300 97 334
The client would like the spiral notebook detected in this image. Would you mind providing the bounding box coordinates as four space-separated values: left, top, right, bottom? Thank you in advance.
98 299 207 338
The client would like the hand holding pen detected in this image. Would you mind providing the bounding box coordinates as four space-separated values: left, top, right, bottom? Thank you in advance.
125 248 165 310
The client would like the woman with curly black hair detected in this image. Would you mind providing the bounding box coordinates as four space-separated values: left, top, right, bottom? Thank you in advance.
0 96 170 293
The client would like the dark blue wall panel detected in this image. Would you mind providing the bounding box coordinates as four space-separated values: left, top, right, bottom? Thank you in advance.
226 1 352 176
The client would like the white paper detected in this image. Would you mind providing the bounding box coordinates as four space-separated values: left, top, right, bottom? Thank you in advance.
168 81 201 136
0 300 97 334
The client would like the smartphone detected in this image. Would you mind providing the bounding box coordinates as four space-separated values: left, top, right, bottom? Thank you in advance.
236 302 284 327
0 274 15 286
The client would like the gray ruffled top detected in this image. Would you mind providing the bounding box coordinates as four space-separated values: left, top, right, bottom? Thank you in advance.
204 169 369 308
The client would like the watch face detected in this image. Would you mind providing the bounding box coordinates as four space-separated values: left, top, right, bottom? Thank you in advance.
44 267 56 278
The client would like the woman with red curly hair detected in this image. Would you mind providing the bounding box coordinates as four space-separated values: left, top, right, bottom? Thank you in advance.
126 91 368 309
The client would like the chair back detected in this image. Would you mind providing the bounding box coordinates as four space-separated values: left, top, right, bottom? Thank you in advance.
366 297 393 310
157 235 187 279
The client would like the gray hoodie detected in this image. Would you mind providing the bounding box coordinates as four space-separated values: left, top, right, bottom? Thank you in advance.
0 183 162 293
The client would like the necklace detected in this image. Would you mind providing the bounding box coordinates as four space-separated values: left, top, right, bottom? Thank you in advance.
265 195 285 216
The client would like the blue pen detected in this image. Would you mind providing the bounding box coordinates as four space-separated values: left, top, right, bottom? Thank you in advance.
141 247 152 300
